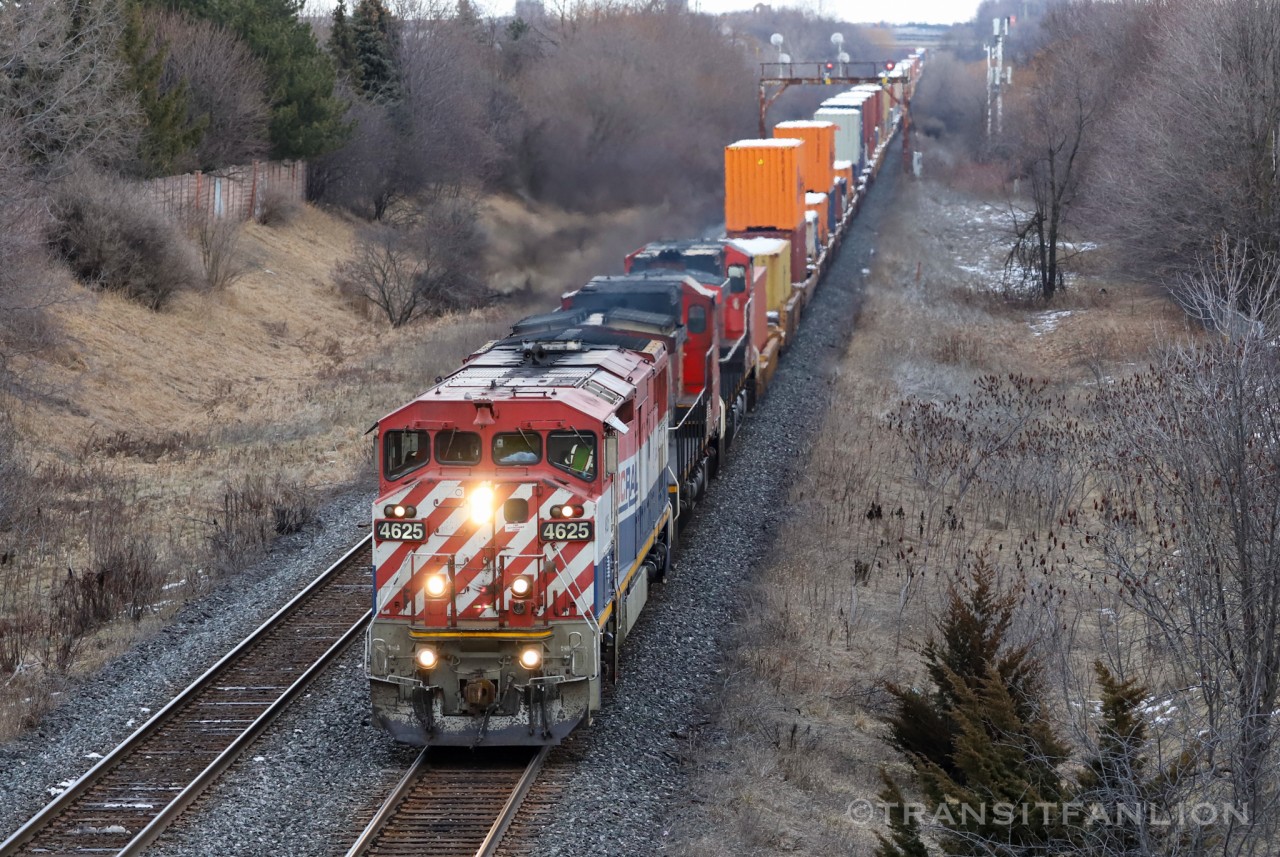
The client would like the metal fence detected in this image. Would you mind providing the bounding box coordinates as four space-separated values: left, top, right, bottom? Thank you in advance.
139 160 307 224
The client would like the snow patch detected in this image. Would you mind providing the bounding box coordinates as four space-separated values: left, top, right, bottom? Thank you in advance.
1030 310 1073 336
48 778 76 796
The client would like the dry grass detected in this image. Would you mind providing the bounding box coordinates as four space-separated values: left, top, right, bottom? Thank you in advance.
669 179 1189 856
0 193 650 739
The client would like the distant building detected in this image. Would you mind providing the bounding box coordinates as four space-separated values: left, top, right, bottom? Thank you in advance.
514 0 544 21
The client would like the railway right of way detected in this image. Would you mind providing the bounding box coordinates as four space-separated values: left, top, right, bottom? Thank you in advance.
0 537 373 857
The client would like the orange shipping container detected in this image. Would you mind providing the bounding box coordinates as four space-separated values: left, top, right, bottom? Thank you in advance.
773 120 836 195
724 139 805 233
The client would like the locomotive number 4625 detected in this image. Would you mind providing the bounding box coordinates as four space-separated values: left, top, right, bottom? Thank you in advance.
375 520 426 542
540 520 593 542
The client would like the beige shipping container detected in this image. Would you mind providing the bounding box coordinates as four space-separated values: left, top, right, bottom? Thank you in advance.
729 236 792 316
724 139 805 232
814 107 863 167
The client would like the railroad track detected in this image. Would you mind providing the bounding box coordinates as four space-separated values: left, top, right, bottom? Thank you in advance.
0 537 374 857
342 747 547 857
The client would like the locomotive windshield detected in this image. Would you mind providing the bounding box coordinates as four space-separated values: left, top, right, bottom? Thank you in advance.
435 429 481 465
548 432 596 482
383 430 430 480
493 431 541 466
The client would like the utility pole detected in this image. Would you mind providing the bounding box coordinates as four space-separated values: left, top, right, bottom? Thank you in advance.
986 16 1009 136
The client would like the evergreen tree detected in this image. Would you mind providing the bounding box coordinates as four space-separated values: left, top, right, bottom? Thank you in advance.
1073 662 1171 857
157 0 348 159
881 560 1070 855
329 0 359 86
505 16 530 42
912 666 1070 854
875 771 929 857
119 1 204 176
351 0 398 102
885 560 1039 782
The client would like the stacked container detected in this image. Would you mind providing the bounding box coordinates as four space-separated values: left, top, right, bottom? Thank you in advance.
833 160 855 211
726 236 795 356
815 105 864 174
724 138 807 291
772 120 837 196
724 139 805 232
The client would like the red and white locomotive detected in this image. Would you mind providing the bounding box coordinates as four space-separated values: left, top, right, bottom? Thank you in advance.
367 320 679 745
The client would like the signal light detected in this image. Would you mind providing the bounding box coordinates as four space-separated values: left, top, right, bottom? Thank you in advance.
884 60 895 71
550 504 584 519
825 62 834 70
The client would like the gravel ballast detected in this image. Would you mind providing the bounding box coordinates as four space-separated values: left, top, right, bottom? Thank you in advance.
1 163 903 857
0 489 375 839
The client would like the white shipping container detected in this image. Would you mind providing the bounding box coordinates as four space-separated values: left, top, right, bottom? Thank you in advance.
814 107 862 165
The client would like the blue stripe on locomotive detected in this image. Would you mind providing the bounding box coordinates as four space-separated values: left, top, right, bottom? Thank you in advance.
593 476 667 615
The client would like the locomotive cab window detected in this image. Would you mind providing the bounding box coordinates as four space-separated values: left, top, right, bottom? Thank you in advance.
493 432 541 466
727 264 747 293
383 430 430 480
688 305 707 334
435 429 481 465
548 432 596 482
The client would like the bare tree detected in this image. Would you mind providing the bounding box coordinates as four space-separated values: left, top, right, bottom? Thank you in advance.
0 0 138 176
334 223 427 325
0 123 65 385
1085 254 1280 854
333 193 488 326
1003 2 1134 301
149 9 271 170
1098 0 1280 280
519 7 754 215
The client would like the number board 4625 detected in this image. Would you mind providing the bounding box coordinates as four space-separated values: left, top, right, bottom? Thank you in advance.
540 520 593 542
375 519 426 542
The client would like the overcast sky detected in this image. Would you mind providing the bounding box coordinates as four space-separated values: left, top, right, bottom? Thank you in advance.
470 0 982 25
311 0 982 26
683 0 979 24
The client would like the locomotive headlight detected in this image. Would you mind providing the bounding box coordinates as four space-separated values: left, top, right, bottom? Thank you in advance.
415 647 438 670
518 647 543 670
393 504 407 518
469 484 495 525
425 573 449 598
510 575 533 598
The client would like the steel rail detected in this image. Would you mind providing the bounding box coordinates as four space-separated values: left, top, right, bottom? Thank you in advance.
117 608 371 856
341 750 430 857
474 747 549 857
342 747 547 857
0 535 373 857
